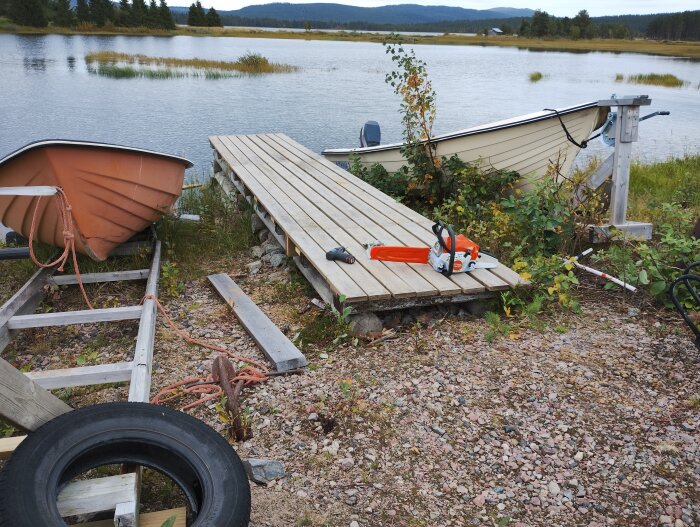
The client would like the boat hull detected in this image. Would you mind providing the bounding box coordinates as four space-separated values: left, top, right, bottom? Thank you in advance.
0 141 191 261
323 102 609 179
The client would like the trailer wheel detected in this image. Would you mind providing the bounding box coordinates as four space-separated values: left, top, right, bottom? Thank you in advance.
0 402 250 526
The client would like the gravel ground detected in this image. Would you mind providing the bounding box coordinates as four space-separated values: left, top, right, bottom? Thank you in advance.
2 251 699 527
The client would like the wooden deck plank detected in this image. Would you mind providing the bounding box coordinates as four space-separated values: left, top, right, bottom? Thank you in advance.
211 136 368 302
208 273 308 371
25 361 133 390
218 136 389 300
255 134 465 296
57 473 138 517
269 135 492 293
8 305 143 329
73 507 187 527
0 435 25 460
238 134 437 298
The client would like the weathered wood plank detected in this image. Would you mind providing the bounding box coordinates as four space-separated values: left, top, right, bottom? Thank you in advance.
57 473 138 517
72 507 187 527
250 134 462 297
269 134 496 293
233 135 426 298
50 269 149 286
211 136 368 302
0 356 72 432
26 362 133 390
0 266 55 327
128 241 161 403
224 136 390 299
209 273 308 371
0 435 25 460
8 305 143 329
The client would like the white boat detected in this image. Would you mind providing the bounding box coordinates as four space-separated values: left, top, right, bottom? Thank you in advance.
322 101 609 179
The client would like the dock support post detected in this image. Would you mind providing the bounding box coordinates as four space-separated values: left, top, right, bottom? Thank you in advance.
588 95 653 243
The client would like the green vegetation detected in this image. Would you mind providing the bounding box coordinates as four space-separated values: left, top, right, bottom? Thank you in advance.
625 73 686 87
529 71 544 82
351 43 700 316
84 51 298 79
187 1 221 27
615 73 624 81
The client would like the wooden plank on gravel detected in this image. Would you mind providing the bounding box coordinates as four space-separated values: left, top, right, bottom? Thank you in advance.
211 136 369 302
0 356 72 432
25 362 133 390
209 273 308 372
8 305 143 329
235 135 431 298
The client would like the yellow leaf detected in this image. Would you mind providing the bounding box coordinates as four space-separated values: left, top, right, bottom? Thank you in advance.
503 306 512 317
519 271 532 281
564 262 573 271
508 332 521 340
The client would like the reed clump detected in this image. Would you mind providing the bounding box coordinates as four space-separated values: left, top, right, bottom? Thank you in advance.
84 51 298 75
624 73 686 87
529 71 544 82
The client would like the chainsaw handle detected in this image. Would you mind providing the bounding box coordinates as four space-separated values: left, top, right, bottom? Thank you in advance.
432 221 456 277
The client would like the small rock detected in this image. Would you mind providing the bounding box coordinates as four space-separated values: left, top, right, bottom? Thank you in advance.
574 452 584 462
658 515 673 526
431 424 446 436
242 458 286 484
473 495 485 507
680 423 695 432
269 253 285 267
349 312 383 336
308 413 318 421
251 245 264 258
350 522 360 527
548 481 561 495
504 425 517 433
627 307 640 317
251 215 265 233
674 520 685 527
246 261 262 274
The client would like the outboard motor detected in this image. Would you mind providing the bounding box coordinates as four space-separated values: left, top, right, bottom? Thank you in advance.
360 121 381 148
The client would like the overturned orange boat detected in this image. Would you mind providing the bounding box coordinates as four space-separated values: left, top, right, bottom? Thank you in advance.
0 140 192 261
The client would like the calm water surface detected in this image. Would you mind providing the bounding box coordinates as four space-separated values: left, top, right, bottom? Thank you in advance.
1 33 699 178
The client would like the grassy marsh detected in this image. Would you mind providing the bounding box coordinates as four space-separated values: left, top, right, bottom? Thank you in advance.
619 73 687 87
84 51 298 79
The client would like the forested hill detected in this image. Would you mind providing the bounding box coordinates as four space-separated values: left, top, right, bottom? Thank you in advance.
170 3 534 25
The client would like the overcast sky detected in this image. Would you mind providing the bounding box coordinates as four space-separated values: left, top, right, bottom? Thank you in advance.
205 0 697 17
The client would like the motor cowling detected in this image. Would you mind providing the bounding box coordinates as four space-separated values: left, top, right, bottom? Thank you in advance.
360 121 381 147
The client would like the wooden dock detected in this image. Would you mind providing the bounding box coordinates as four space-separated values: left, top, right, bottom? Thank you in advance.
210 133 525 312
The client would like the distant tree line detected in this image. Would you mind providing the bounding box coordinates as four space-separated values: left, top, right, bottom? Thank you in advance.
187 1 221 27
0 0 176 29
646 11 700 41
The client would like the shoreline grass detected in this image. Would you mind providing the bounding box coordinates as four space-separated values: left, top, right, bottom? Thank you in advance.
529 71 544 82
2 19 700 59
624 73 687 87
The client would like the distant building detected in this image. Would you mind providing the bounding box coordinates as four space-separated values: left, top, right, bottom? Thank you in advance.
488 28 503 36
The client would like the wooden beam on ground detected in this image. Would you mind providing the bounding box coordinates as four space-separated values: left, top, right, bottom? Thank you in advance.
128 241 161 402
72 508 187 527
8 305 143 330
50 269 150 286
0 356 72 432
25 362 133 390
0 435 25 460
57 473 138 517
209 273 307 372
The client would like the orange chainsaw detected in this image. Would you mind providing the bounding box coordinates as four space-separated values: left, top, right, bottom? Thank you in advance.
366 221 498 277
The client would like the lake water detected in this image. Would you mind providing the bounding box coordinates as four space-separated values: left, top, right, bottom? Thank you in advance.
1 33 699 180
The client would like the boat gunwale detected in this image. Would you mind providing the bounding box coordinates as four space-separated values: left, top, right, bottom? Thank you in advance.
0 139 194 169
321 101 607 156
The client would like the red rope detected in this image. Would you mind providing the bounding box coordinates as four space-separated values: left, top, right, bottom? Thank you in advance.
145 294 269 410
28 188 93 309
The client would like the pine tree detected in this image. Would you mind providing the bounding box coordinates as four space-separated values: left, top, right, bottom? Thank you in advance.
146 0 157 27
53 0 74 27
76 0 90 24
117 0 130 26
89 0 106 25
131 0 146 26
10 0 48 27
205 6 220 27
102 0 114 24
158 0 174 29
